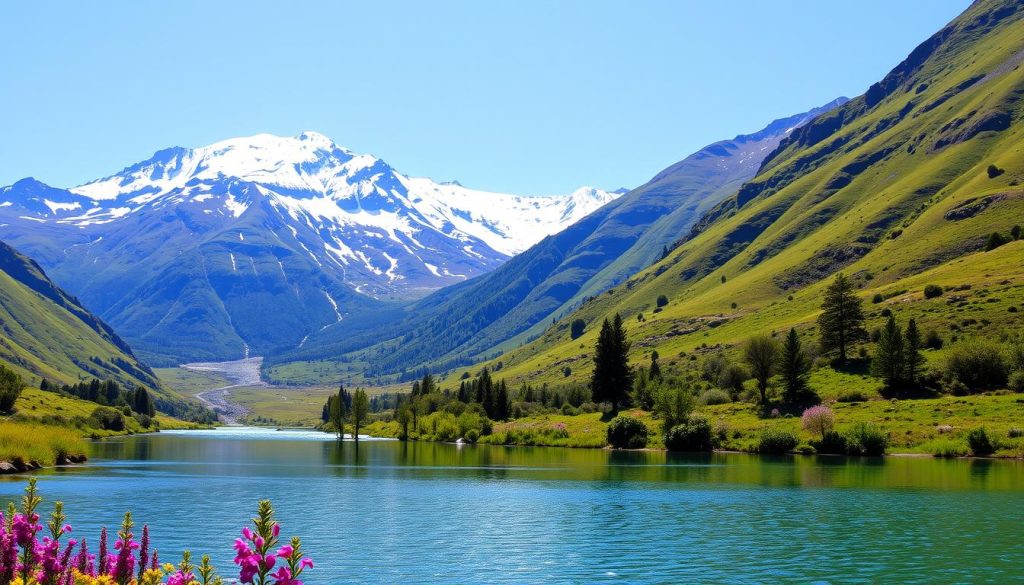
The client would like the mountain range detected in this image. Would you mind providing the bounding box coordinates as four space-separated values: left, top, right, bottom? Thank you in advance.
0 133 620 364
263 98 847 383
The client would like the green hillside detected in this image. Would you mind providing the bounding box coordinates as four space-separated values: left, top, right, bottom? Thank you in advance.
265 101 845 384
0 240 203 418
463 0 1024 389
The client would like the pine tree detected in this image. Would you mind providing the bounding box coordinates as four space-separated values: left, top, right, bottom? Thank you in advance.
329 384 350 439
590 314 633 414
420 373 436 395
780 328 810 402
495 380 510 420
872 315 906 390
818 273 867 361
904 318 924 386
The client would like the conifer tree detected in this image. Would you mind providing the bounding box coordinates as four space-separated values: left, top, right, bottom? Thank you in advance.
649 350 662 381
590 314 632 414
818 273 867 361
329 384 349 439
872 315 906 390
781 328 810 402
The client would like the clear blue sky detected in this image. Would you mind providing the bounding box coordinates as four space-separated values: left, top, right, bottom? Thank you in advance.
0 0 969 194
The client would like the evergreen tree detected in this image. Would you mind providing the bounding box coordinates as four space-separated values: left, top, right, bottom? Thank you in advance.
780 329 810 402
872 315 906 390
904 318 924 386
420 373 436 395
744 334 780 405
131 387 155 416
649 350 662 381
328 384 350 439
818 273 867 361
495 380 510 420
590 314 633 414
351 389 370 442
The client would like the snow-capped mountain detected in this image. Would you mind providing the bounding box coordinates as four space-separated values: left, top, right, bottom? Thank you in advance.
0 132 621 363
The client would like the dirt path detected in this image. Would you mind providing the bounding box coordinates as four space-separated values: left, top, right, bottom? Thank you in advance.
182 357 266 424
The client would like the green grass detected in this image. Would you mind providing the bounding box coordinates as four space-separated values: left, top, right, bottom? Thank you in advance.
0 421 87 466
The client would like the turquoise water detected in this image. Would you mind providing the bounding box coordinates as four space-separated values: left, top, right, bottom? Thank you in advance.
3 427 1024 584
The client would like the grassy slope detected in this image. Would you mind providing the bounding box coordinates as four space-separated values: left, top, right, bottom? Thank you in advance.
472 0 1024 387
381 1 1024 453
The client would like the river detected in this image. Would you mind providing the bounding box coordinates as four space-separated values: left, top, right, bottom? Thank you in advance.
3 428 1023 583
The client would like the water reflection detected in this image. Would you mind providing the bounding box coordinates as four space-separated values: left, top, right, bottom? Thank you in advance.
1 429 1022 584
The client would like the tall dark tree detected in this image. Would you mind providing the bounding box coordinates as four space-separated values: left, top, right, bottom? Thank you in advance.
419 373 436 395
818 273 867 361
649 350 662 381
745 334 780 404
780 329 811 402
904 318 924 386
131 386 155 416
327 384 350 439
351 389 369 441
872 315 906 390
590 314 633 414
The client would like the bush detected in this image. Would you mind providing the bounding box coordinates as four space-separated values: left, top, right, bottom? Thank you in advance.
813 430 848 455
664 417 713 452
924 330 944 350
757 428 799 454
1009 371 1024 393
464 429 480 443
845 422 888 456
0 364 23 414
871 293 884 304
570 318 586 340
699 388 731 405
945 338 1009 390
923 284 944 299
987 164 1005 178
656 295 669 308
985 232 1007 251
606 416 649 449
966 427 994 456
717 364 748 396
90 406 126 432
1008 427 1024 439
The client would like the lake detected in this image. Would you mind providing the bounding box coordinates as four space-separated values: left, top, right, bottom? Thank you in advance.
3 427 1023 583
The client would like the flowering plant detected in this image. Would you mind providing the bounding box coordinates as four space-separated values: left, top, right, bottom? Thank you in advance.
0 480 313 585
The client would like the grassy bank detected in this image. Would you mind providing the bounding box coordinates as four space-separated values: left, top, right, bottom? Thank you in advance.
0 421 87 469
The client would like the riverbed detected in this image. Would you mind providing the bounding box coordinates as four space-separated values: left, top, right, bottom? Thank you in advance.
3 428 1023 583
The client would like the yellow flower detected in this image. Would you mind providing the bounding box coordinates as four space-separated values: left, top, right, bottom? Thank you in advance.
139 568 165 585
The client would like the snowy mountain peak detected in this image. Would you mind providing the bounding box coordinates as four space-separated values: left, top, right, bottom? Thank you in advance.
1 132 623 298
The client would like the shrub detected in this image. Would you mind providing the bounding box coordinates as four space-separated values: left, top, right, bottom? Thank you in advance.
930 438 968 458
924 330 944 350
987 163 1005 178
570 318 586 340
871 293 884 304
90 406 126 431
801 405 835 440
664 417 714 452
717 364 748 396
837 389 869 403
1009 371 1024 393
699 388 731 405
464 429 480 443
985 232 1007 251
757 428 799 454
1008 427 1024 439
606 415 649 449
945 338 1009 390
814 430 848 455
656 294 669 308
845 422 888 456
966 427 994 456
923 284 944 299
0 364 23 414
